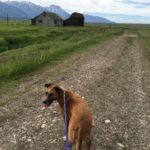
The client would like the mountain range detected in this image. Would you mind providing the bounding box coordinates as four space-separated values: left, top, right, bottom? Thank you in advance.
0 1 112 23
85 11 150 24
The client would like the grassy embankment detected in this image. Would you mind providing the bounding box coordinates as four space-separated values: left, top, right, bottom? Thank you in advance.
0 24 123 89
137 27 150 108
138 29 150 62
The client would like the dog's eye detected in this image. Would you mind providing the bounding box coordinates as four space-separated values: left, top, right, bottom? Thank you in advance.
45 92 48 95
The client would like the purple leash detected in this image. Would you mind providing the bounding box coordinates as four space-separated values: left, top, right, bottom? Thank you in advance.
63 91 70 150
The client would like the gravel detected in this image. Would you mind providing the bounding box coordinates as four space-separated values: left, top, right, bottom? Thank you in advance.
0 33 149 150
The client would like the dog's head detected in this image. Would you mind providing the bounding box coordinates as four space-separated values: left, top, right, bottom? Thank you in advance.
43 83 64 108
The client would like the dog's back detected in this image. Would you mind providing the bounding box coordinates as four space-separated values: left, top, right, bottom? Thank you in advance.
66 91 92 150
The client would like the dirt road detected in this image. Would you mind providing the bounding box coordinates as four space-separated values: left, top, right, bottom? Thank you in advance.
0 32 149 150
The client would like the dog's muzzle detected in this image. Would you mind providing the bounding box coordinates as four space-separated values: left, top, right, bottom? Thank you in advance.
42 98 50 108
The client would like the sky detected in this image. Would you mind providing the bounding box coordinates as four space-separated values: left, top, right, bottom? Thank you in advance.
2 0 150 23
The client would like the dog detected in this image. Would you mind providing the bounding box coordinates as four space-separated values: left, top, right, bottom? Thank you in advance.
43 83 92 150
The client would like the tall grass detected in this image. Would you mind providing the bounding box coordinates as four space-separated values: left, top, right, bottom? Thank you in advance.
0 24 123 82
138 29 150 61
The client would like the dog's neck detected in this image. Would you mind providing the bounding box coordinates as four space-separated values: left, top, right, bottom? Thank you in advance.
57 90 70 109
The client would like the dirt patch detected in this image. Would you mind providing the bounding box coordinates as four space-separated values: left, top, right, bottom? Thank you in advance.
0 33 149 150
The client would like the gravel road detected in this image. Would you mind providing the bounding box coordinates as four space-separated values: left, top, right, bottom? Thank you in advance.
0 32 149 150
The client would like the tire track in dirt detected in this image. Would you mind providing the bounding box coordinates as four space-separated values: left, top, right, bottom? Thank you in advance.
89 36 150 150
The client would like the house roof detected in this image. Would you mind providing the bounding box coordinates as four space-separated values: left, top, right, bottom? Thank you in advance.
33 11 62 20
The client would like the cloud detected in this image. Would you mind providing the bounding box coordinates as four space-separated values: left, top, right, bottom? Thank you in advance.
115 0 150 7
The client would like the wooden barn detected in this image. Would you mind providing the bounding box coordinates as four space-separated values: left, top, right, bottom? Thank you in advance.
31 12 63 27
63 12 84 26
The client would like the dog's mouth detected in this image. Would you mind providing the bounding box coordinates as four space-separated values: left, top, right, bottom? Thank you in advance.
43 104 49 108
42 99 50 108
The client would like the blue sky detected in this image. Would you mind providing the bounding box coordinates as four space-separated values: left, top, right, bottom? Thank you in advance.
2 0 150 23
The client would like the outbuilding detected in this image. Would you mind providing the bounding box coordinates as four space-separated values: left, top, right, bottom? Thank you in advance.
63 12 84 26
31 12 63 27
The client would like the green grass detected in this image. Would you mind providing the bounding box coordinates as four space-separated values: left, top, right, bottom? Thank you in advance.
0 24 124 86
138 29 150 61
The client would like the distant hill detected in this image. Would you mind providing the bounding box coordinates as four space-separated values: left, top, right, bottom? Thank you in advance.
85 11 150 24
84 14 112 24
6 1 45 18
0 1 29 18
46 5 69 20
0 1 113 23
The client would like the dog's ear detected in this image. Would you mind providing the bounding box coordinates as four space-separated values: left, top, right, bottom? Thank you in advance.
45 83 54 88
54 86 64 97
45 83 50 88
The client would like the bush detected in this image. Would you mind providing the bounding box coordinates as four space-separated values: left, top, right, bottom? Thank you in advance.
0 38 8 52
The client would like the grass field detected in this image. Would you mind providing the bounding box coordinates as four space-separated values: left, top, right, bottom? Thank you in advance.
138 29 150 62
0 24 124 84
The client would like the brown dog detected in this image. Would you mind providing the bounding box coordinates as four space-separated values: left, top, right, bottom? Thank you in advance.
43 83 92 150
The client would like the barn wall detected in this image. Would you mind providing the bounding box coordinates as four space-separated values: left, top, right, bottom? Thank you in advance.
54 20 63 27
64 17 84 26
35 15 55 27
33 13 63 27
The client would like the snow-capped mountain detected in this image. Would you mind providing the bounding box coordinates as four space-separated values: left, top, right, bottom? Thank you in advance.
0 1 113 23
46 5 69 20
0 1 29 18
6 1 46 18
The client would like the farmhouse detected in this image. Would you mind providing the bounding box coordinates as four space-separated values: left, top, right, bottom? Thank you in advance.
31 12 63 27
63 12 84 26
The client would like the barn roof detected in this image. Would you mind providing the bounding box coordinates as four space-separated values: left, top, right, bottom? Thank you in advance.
33 11 62 20
71 12 84 19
